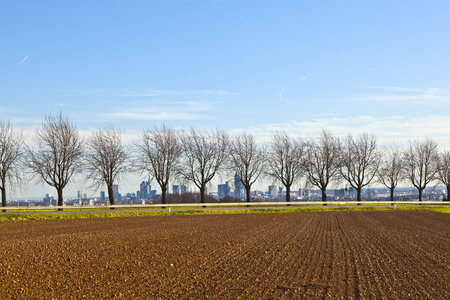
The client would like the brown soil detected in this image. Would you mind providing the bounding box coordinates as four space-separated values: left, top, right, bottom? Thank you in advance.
0 210 449 299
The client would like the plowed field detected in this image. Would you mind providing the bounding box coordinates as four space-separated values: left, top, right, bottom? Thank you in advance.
1 210 449 299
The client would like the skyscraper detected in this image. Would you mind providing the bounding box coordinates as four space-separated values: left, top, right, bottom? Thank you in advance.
268 185 277 199
173 185 180 195
140 180 151 200
234 172 244 199
218 181 230 199
113 184 121 201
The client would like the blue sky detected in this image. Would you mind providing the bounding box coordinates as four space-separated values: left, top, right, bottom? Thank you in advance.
1 1 450 197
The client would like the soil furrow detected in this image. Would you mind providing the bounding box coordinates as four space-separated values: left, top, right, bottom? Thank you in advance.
0 210 449 299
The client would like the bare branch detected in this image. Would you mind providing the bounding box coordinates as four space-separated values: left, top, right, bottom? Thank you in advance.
26 113 84 207
229 132 266 202
403 138 439 201
135 125 183 204
266 131 305 202
340 133 379 202
176 128 229 203
0 120 24 209
436 150 450 200
377 144 404 202
304 129 341 202
85 127 129 205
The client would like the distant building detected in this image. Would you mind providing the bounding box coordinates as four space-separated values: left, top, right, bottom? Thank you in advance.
268 185 277 199
43 194 56 206
100 191 105 201
140 179 151 200
234 172 244 199
205 182 212 195
113 184 121 201
173 185 180 195
218 181 230 199
334 188 346 198
180 184 187 194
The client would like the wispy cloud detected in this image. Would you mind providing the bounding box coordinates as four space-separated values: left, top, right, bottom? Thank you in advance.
363 86 422 92
17 55 29 67
278 87 286 101
120 89 240 97
357 86 449 103
102 101 212 121
243 115 450 147
298 76 307 81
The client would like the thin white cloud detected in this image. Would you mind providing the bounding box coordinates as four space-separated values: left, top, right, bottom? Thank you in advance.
120 89 240 97
279 87 286 101
355 86 449 103
102 101 212 121
243 115 450 147
298 76 307 81
363 86 422 92
359 95 444 102
17 55 29 67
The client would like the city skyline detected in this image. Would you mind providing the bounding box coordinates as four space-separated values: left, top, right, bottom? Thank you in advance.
2 1 450 198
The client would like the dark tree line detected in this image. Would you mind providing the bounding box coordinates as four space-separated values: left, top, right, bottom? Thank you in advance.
1 114 449 208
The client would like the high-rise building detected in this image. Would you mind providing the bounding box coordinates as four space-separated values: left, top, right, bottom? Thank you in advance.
43 194 55 206
180 184 187 194
268 185 277 199
218 181 230 199
113 184 121 201
140 180 151 199
100 191 105 201
234 172 244 199
77 190 83 200
205 182 212 195
173 185 180 195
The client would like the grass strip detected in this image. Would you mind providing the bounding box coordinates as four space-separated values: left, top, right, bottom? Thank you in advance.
0 205 446 221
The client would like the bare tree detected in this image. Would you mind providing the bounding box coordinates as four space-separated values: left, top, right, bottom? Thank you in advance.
436 150 450 201
377 144 404 204
0 121 24 211
26 114 84 208
85 127 129 206
229 132 266 202
304 129 341 203
177 129 229 204
403 138 439 202
136 125 183 204
266 131 305 202
340 133 379 203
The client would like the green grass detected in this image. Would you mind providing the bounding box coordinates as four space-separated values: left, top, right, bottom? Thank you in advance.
1 205 447 221
429 207 450 214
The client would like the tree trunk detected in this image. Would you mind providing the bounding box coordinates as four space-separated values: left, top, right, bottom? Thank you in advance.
1 186 6 212
321 188 327 206
286 185 291 202
107 184 115 209
356 188 362 205
390 187 395 205
57 188 64 211
245 186 251 203
418 188 423 203
447 185 450 201
161 185 167 205
200 186 205 204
